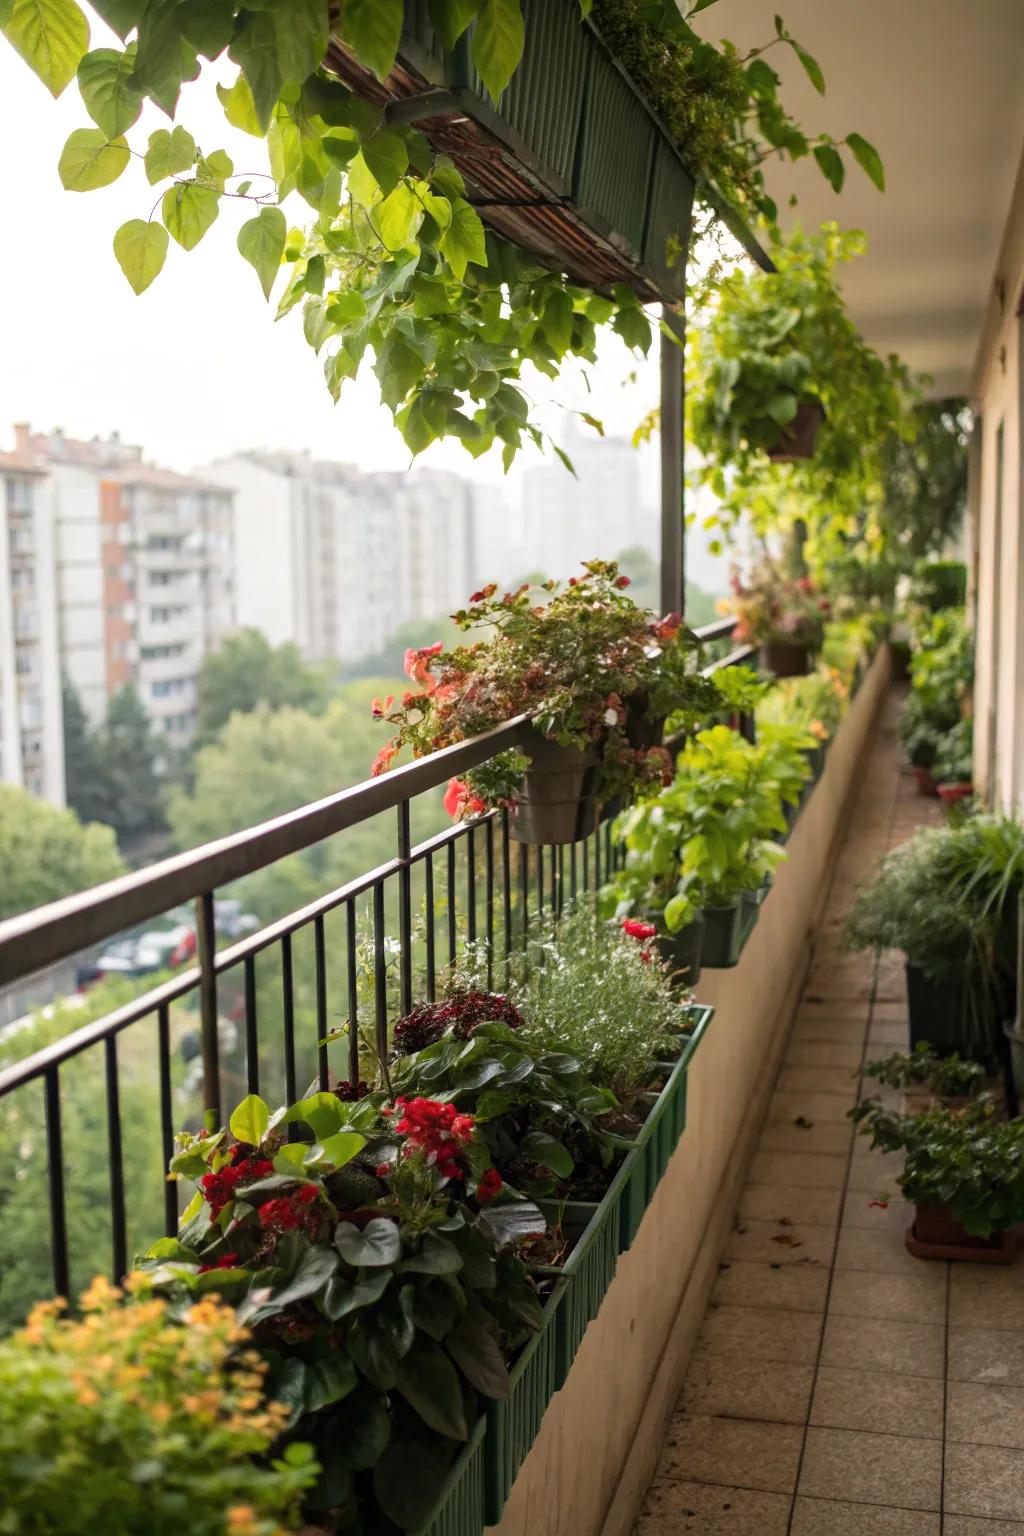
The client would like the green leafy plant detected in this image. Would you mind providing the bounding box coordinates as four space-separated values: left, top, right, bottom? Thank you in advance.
144 1086 544 1532
910 558 968 614
756 669 848 741
932 719 973 787
850 1100 1024 1239
373 560 718 813
606 724 789 928
861 1043 986 1101
0 1275 317 1535
880 402 970 564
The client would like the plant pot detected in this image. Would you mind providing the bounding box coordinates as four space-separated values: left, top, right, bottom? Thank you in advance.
905 961 964 1055
484 1279 567 1525
906 1203 1015 1264
759 640 811 678
938 782 973 806
508 728 600 845
805 741 827 781
912 765 939 797
701 899 744 968
767 399 825 461
647 911 703 986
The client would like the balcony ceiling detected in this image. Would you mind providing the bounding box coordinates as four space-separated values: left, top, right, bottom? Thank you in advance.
697 0 1024 397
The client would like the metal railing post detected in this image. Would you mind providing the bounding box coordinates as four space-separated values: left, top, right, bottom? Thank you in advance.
196 891 221 1123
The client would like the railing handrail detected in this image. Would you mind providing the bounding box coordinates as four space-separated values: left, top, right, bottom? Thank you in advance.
0 618 741 989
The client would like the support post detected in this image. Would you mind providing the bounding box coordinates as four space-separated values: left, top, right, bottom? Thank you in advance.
660 305 685 617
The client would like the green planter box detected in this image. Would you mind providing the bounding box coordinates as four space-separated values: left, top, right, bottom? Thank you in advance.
701 900 744 968
628 1003 717 1225
484 1279 568 1524
418 1417 487 1536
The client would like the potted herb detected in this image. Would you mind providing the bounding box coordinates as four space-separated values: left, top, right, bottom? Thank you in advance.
862 1043 987 1111
605 724 788 968
372 561 716 845
933 720 974 805
726 564 830 676
900 607 973 793
850 1098 1024 1262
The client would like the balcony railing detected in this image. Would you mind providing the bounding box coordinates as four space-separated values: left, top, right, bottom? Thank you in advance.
0 617 750 1308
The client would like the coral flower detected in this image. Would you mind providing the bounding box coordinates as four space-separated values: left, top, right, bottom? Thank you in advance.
371 694 395 719
371 741 399 777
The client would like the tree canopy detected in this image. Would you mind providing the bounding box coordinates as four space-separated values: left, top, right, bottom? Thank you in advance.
195 629 334 747
0 785 125 921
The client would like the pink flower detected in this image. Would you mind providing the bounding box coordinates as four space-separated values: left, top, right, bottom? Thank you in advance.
371 694 395 719
469 584 496 603
403 642 443 692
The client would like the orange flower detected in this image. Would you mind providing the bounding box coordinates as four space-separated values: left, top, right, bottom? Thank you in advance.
371 741 399 777
371 694 395 719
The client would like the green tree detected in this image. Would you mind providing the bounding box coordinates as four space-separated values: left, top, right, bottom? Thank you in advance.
61 678 110 827
880 398 970 561
195 629 334 747
0 786 125 921
97 686 165 843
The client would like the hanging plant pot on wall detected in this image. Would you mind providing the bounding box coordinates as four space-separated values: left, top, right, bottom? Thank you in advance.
767 400 826 462
508 727 601 845
759 640 812 678
701 899 744 968
648 911 704 986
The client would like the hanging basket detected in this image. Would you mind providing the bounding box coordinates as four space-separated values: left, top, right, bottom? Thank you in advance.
508 726 601 846
767 400 825 462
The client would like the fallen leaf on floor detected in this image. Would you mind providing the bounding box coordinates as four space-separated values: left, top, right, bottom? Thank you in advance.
771 1233 803 1246
794 1116 814 1129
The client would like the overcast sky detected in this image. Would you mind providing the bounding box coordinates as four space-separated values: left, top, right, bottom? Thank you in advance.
0 27 663 498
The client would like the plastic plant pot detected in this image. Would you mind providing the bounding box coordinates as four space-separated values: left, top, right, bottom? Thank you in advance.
484 1278 568 1524
701 899 744 968
767 399 825 461
905 961 966 1055
906 1203 1015 1264
647 910 704 987
759 640 811 678
805 742 827 781
508 727 600 845
938 782 974 807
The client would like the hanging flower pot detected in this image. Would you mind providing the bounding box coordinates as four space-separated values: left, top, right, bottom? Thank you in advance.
906 1203 1015 1264
700 898 744 968
646 910 704 986
508 728 601 846
767 400 826 461
759 640 811 678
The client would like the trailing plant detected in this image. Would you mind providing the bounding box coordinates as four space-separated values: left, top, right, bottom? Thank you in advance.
726 564 829 652
849 1099 1024 1239
0 1275 318 1535
144 1087 544 1532
372 560 718 814
861 1043 986 1101
605 724 788 928
910 558 968 614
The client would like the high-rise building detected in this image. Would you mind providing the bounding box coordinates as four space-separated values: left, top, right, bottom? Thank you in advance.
3 426 235 752
0 441 65 803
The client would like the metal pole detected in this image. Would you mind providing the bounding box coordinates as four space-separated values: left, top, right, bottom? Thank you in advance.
196 891 221 1122
660 305 685 616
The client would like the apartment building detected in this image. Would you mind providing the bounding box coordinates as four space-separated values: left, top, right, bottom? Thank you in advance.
0 447 65 803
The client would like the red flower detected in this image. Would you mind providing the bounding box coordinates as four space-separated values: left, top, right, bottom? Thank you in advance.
868 1199 889 1210
469 583 496 603
654 612 681 643
371 741 399 777
198 1252 241 1274
443 777 486 822
623 918 657 941
615 574 631 589
404 641 444 692
476 1168 503 1204
259 1197 303 1232
389 1095 476 1180
374 1163 391 1178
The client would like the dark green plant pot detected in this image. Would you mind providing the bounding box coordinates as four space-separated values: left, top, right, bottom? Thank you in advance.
905 961 963 1055
418 1416 487 1536
537 1173 622 1387
740 879 770 945
647 910 703 986
484 1279 568 1524
805 742 826 781
701 899 744 968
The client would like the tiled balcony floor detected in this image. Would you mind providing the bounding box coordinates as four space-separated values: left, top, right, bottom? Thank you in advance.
634 692 1024 1535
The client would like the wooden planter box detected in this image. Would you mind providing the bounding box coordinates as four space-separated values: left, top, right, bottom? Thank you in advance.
326 0 696 302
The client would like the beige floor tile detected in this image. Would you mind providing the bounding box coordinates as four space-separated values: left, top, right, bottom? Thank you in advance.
791 1498 940 1536
828 1267 947 1324
946 1381 1024 1448
943 1519 1024 1536
797 1001 872 1022
694 1304 824 1367
635 1480 792 1535
739 1182 843 1227
820 1315 946 1378
712 1260 829 1315
867 1023 912 1048
944 1442 1024 1520
797 1426 941 1509
847 1148 906 1191
948 1328 1024 1387
810 1365 943 1438
950 1268 1024 1330
786 1041 864 1069
776 1066 860 1099
791 1018 869 1045
770 1091 857 1125
748 1150 849 1190
841 1193 912 1234
759 1118 853 1156
726 1219 836 1267
679 1354 814 1424
835 1227 924 1276
657 1414 803 1493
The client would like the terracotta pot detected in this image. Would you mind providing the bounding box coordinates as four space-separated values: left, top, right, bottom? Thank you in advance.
938 781 973 806
508 727 600 846
907 1203 1015 1264
767 399 825 461
759 640 811 678
912 765 939 797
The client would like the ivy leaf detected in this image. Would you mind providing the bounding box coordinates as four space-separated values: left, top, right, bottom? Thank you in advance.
395 1336 469 1439
161 181 220 250
113 219 169 294
789 40 825 95
237 205 287 299
228 9 283 129
1 0 88 97
77 45 142 137
335 1216 402 1268
471 0 524 100
428 0 481 49
339 0 403 81
58 128 130 190
216 72 263 136
360 127 409 198
375 334 423 411
612 301 652 355
229 1093 270 1146
177 0 234 59
439 196 487 280
813 143 845 193
846 131 885 192
144 124 196 184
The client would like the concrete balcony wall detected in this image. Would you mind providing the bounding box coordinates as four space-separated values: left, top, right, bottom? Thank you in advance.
492 646 893 1536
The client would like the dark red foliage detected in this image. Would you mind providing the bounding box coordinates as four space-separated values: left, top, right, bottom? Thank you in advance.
392 990 523 1056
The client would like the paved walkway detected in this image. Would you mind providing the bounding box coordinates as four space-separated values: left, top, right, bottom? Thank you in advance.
634 691 1024 1535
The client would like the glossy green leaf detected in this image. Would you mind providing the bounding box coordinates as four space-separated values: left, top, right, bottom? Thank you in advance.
439 196 486 279
444 1311 510 1398
813 142 844 193
58 128 130 190
162 181 220 249
338 0 402 81
229 1093 271 1145
77 44 142 136
519 1129 574 1177
144 124 196 184
847 131 885 191
428 0 481 49
113 219 169 294
396 1336 469 1439
335 1216 402 1268
304 1353 358 1413
237 205 287 299
2 0 88 96
360 126 408 198
471 0 523 100
312 1129 366 1169
323 1270 390 1321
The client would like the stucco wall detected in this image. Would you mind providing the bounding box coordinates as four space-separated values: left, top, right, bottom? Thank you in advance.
491 646 892 1536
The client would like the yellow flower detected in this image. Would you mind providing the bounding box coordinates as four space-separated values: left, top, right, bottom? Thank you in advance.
715 597 733 616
